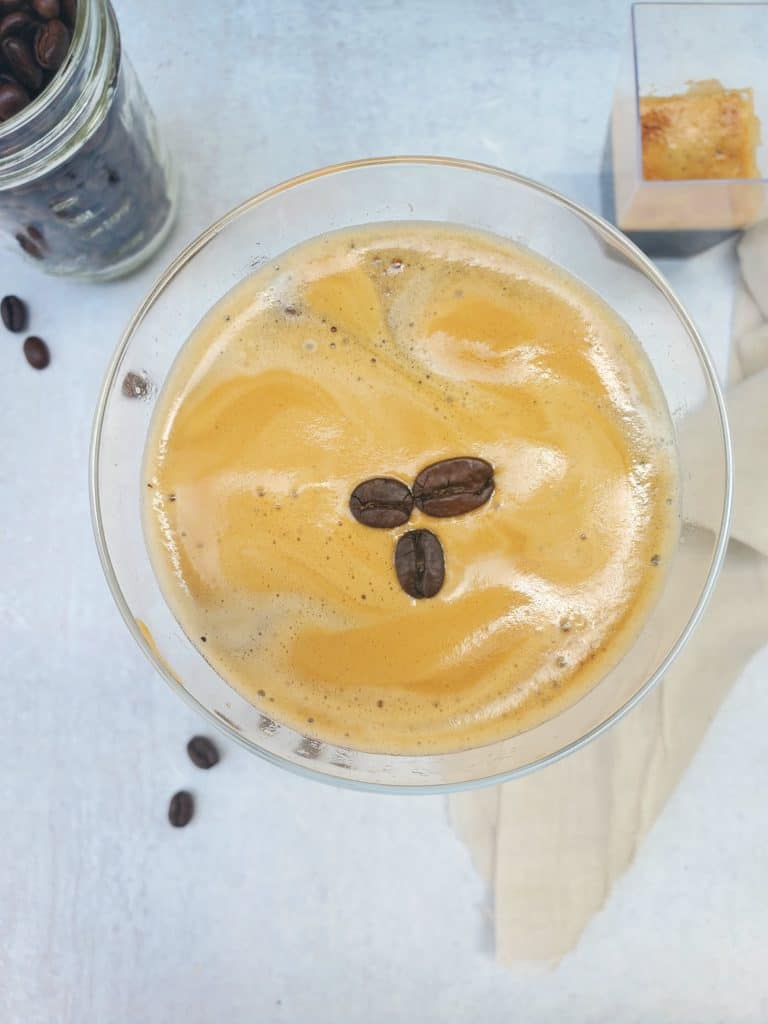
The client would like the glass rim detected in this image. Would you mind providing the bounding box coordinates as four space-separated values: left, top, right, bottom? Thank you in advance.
89 154 734 794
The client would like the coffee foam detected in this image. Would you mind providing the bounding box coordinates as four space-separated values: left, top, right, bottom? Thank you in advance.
143 223 678 754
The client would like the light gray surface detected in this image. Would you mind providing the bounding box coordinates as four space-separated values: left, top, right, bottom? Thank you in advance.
1 2 766 1021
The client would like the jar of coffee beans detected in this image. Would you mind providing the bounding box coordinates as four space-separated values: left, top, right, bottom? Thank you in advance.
0 0 176 279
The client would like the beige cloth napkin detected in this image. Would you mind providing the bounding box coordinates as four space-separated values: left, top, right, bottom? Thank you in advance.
449 231 768 965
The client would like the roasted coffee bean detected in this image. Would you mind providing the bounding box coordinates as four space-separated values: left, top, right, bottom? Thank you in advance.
121 370 149 398
2 35 42 90
23 334 49 368
2 35 43 90
349 476 414 528
413 457 494 518
16 231 43 258
34 17 68 69
394 528 445 599
33 0 60 18
0 79 29 119
186 735 220 770
0 10 39 41
1 293 27 331
168 790 194 828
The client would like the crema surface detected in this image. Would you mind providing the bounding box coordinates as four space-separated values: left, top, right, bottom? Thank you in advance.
143 224 678 754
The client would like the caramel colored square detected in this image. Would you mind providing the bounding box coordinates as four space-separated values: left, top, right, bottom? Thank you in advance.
640 84 761 181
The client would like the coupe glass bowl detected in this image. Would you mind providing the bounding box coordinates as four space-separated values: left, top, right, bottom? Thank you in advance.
90 157 732 792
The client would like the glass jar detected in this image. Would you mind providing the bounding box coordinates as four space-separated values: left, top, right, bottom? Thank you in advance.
0 0 176 280
608 2 768 257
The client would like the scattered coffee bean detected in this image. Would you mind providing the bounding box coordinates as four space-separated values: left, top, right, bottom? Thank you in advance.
23 334 48 368
2 35 42 90
349 476 414 528
168 790 194 828
413 457 494 518
394 528 445 599
32 0 58 18
1 293 27 331
15 230 44 258
34 16 67 69
0 10 38 40
0 79 29 119
186 735 220 770
121 370 149 398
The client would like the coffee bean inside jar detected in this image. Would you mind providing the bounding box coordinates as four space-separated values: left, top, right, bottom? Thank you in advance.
0 0 176 279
